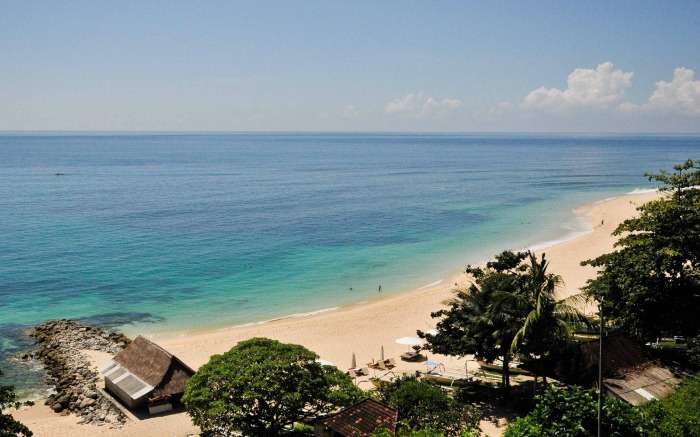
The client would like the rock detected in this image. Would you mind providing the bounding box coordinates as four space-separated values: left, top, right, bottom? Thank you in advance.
28 319 129 427
79 398 96 408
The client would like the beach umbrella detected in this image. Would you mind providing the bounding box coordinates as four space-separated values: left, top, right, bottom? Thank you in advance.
380 345 385 361
315 358 335 367
351 352 357 369
395 336 424 346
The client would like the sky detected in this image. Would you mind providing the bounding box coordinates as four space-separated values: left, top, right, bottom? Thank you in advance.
1 0 700 132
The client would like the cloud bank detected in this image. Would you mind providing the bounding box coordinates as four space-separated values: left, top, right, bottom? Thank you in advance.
523 62 633 111
385 92 462 118
620 67 700 116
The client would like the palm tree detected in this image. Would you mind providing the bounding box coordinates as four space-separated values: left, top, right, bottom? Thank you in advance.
421 251 529 393
508 252 588 386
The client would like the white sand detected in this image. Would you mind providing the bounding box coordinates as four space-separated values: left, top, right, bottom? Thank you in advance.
12 191 660 437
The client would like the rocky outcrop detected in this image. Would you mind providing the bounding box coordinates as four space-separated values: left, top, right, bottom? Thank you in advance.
29 319 131 428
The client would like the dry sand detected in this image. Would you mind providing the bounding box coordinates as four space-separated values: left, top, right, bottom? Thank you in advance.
12 191 661 437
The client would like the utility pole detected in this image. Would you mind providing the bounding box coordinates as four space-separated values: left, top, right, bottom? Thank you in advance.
598 296 604 437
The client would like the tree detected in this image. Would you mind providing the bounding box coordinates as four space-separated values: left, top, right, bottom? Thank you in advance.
0 370 33 437
504 385 649 437
376 377 480 437
582 160 700 341
508 253 588 385
420 251 529 392
182 337 362 436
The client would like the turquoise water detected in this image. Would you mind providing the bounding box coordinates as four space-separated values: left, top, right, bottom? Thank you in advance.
1 133 699 393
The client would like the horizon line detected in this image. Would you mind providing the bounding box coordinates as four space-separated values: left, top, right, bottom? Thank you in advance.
2 130 700 136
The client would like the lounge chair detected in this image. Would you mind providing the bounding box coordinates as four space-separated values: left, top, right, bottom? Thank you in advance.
383 358 396 368
401 351 423 362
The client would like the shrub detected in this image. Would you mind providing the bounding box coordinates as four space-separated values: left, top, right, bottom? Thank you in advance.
504 385 647 437
377 377 480 437
641 374 700 436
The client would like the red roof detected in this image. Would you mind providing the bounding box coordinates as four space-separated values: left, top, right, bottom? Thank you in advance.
320 399 398 436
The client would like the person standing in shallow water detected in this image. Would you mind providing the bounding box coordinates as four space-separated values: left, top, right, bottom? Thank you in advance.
378 284 382 293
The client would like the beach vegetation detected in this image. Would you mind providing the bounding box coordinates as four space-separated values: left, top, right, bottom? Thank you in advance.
582 159 700 341
182 337 362 436
640 373 700 436
503 385 649 437
420 251 585 392
420 251 528 392
371 425 477 436
503 252 588 385
376 376 481 436
0 370 33 437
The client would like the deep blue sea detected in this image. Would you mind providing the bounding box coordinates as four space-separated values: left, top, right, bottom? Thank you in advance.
1 132 699 394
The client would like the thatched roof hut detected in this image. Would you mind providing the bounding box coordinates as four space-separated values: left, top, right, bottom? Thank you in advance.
101 336 195 414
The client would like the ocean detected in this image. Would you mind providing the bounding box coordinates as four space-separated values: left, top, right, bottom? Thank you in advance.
1 132 698 395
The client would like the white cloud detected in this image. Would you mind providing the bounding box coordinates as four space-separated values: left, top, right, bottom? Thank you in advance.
385 92 462 117
523 62 633 111
619 67 700 116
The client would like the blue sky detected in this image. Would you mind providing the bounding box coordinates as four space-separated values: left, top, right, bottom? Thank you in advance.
1 1 699 132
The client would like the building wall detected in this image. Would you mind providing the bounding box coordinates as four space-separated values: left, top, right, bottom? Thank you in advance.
105 378 146 410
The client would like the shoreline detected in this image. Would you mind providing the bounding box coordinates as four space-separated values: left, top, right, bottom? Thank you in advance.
142 189 629 340
12 189 661 437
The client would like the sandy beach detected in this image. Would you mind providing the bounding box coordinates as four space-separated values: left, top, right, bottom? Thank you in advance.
12 190 661 437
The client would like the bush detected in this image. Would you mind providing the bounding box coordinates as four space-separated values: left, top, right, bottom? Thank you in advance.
504 385 647 437
641 374 700 436
0 370 33 437
372 424 477 437
183 337 362 436
377 377 480 437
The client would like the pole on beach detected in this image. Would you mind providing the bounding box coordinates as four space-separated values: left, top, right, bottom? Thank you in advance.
598 297 604 437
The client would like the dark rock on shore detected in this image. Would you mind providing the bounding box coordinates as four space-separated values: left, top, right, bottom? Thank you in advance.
30 319 131 428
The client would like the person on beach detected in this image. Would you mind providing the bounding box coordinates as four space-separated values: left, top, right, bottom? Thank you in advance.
378 284 382 293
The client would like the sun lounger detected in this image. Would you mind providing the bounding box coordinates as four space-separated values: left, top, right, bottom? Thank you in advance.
400 351 423 362
383 358 396 368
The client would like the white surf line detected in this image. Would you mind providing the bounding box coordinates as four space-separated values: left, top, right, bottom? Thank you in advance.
418 279 443 290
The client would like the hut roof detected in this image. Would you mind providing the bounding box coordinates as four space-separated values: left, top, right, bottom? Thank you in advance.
319 399 398 437
579 331 647 377
604 363 682 406
105 335 195 400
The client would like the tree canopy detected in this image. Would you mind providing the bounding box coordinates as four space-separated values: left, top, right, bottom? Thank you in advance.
420 250 584 390
582 159 700 340
182 337 362 436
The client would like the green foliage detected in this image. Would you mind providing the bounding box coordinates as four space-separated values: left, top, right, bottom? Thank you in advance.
182 337 362 436
0 370 33 437
420 251 585 390
582 160 700 341
504 385 648 437
641 374 700 436
372 424 477 437
377 377 480 437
